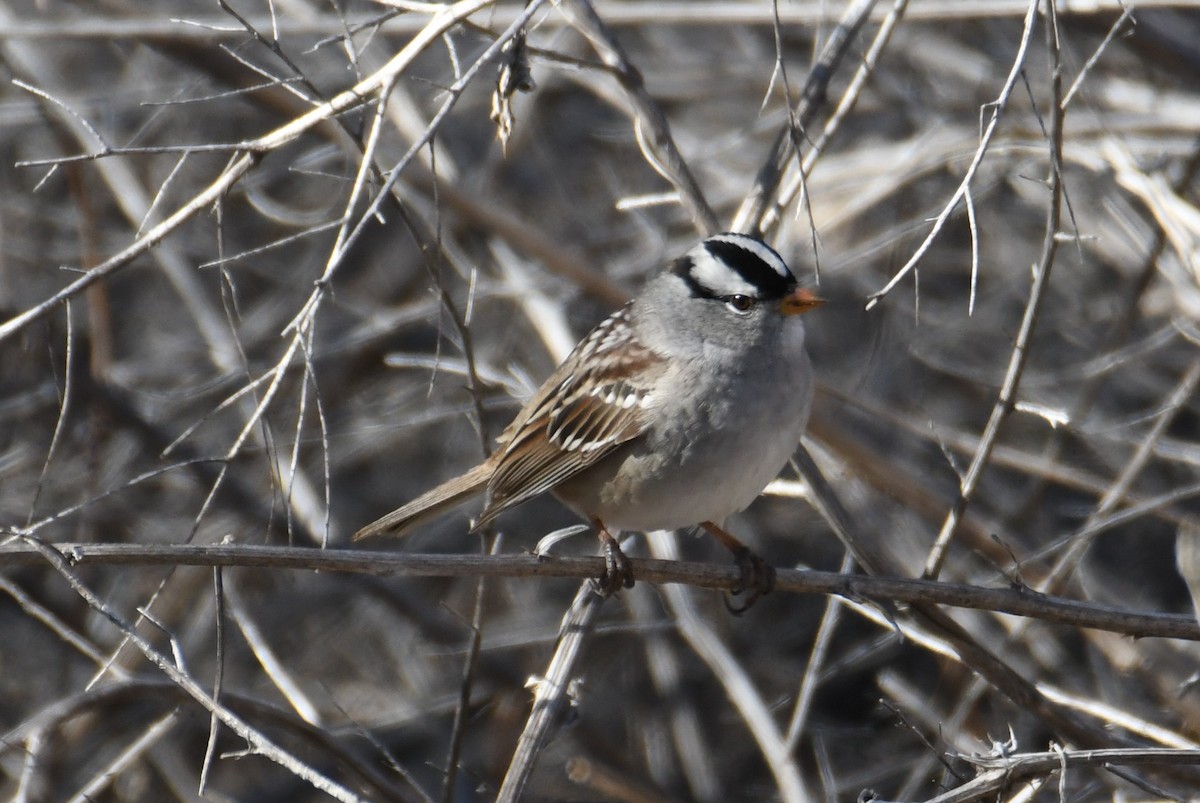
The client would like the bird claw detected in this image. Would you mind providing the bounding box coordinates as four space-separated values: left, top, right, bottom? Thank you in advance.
590 536 635 596
723 548 775 615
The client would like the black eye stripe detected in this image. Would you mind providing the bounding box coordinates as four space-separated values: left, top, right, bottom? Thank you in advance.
703 239 792 299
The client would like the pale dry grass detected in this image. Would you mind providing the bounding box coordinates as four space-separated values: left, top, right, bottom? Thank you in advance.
2 1 1200 801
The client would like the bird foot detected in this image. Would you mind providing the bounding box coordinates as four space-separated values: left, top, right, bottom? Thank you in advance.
591 526 635 596
724 548 775 615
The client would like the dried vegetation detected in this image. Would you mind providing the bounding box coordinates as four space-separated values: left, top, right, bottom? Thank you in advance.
2 1 1200 800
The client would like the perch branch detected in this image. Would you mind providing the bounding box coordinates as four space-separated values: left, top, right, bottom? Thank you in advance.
0 541 1195 641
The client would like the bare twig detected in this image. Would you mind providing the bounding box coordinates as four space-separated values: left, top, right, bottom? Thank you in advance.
627 583 720 799
5 1 1200 797
794 435 1173 759
11 536 364 802
0 0 500 345
496 582 605 802
2 538 1192 645
646 530 808 802
64 711 180 803
734 0 878 235
755 0 909 239
922 745 1200 803
864 0 1040 309
560 0 719 235
922 1 1068 579
785 551 853 750
0 2 1178 43
1042 355 1200 591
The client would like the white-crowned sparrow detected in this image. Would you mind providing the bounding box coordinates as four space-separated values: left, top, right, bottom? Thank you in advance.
356 233 823 599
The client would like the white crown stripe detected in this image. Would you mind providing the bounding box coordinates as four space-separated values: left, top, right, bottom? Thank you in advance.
683 233 795 299
705 233 791 279
687 249 761 297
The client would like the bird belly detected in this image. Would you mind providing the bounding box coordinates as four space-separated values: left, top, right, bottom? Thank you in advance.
554 353 812 532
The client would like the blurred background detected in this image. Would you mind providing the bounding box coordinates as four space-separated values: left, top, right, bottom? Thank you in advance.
2 1 1200 800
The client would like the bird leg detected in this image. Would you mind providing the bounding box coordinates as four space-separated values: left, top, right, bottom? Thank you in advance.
591 518 635 596
700 521 775 614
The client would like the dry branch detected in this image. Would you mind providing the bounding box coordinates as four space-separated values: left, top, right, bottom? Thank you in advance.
0 540 1195 642
4 1 1200 799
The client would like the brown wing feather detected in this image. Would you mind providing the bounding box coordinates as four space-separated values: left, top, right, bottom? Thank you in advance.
476 307 663 526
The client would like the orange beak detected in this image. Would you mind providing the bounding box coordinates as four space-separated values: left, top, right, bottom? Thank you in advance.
779 287 825 316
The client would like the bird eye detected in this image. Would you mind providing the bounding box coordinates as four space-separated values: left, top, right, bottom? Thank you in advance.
726 295 754 313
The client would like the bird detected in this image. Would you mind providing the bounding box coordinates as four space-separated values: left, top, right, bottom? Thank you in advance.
355 232 823 603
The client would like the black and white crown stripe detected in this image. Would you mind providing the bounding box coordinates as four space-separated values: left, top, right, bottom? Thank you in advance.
674 233 797 301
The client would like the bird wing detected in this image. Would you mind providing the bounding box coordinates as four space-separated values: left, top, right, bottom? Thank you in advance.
477 307 664 525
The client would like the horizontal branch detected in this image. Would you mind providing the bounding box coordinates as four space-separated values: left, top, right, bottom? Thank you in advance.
925 746 1200 803
1 541 1196 641
0 2 1168 42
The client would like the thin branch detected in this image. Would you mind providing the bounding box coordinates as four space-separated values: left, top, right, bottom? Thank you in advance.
64 711 180 803
1041 355 1200 591
794 440 1170 756
734 0 878 235
0 541 1196 641
0 576 126 676
785 551 853 750
756 0 908 240
496 582 605 802
0 150 256 344
922 0 1067 579
560 0 719 235
25 300 75 526
10 536 364 802
0 678 417 801
0 3 1176 43
647 531 808 802
0 0 498 345
864 0 1040 309
922 745 1200 803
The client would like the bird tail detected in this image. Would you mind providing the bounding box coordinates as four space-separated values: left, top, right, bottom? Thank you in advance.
353 461 492 541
